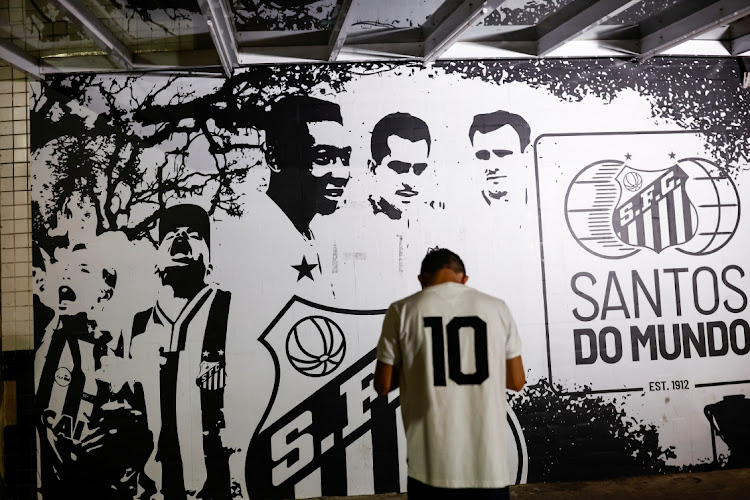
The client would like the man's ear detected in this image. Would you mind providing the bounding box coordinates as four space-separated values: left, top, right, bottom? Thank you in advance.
367 159 377 173
461 274 469 284
206 262 214 276
418 274 426 289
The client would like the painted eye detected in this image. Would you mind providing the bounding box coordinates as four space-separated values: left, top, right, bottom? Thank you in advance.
313 147 336 166
475 150 490 160
387 161 411 174
493 149 513 158
412 163 428 175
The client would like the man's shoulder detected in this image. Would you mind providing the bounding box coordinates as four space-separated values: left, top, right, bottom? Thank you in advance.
389 288 429 311
131 307 154 339
466 286 509 307
449 285 513 318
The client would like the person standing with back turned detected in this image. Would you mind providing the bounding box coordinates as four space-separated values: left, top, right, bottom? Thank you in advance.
374 248 526 500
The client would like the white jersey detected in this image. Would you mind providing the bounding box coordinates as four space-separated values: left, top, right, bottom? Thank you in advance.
376 282 522 489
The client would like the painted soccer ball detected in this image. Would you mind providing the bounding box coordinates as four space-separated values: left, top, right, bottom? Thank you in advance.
622 171 643 191
286 316 346 377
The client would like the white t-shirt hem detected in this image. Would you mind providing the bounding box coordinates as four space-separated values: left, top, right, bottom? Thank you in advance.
409 472 511 489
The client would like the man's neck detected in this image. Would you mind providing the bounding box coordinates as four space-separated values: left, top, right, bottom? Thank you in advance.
421 269 467 289
267 182 315 238
157 283 205 322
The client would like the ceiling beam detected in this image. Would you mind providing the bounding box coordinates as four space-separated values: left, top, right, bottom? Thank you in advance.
640 0 750 61
732 32 750 55
198 0 239 77
537 0 643 56
53 0 133 70
328 0 356 61
0 40 53 79
422 0 508 64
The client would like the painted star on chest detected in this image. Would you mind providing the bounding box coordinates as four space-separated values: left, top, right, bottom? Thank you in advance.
292 256 318 282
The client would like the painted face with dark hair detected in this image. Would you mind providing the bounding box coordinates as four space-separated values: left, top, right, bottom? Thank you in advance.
306 121 352 214
268 118 352 232
471 125 523 205
156 226 211 294
370 136 431 217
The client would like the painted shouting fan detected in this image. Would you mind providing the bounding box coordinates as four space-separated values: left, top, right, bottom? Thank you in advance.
129 203 235 499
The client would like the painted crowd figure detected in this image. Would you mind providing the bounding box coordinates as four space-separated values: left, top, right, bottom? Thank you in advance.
34 244 152 499
129 204 233 499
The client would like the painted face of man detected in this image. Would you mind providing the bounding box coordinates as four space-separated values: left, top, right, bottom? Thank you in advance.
157 226 210 278
376 135 431 211
306 120 352 215
471 125 523 205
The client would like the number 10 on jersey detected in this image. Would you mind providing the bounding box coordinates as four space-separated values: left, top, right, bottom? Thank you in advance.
424 316 489 386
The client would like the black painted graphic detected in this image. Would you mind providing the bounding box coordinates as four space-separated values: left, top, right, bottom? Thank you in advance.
265 96 351 239
565 157 739 259
286 316 346 377
511 379 677 482
704 395 750 468
129 204 234 499
468 110 531 206
367 112 433 220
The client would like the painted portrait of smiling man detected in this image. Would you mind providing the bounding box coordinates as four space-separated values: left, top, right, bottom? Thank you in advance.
264 95 352 239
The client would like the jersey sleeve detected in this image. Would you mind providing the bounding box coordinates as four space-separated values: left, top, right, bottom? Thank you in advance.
376 303 402 366
503 303 523 360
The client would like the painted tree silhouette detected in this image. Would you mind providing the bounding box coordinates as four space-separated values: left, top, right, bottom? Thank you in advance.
31 64 354 252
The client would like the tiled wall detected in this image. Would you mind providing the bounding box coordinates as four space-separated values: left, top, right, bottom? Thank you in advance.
0 64 37 499
0 65 32 352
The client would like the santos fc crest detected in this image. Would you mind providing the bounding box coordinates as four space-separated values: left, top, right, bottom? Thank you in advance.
246 297 528 499
565 158 739 259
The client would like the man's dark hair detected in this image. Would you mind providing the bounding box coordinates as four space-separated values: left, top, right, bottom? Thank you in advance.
420 248 466 277
469 110 531 153
370 112 431 166
264 95 343 170
159 203 211 249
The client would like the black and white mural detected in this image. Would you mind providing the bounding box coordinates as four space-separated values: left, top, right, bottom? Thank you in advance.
31 57 750 499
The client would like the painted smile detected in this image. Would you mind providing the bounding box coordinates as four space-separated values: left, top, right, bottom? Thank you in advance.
396 187 418 198
486 174 507 181
324 187 344 199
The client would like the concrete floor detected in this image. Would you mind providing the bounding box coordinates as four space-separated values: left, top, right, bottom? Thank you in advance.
312 468 750 499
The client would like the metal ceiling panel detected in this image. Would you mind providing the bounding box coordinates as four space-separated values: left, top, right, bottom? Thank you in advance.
536 0 643 56
2 0 749 77
0 0 98 58
640 0 750 60
53 0 133 68
232 0 342 31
